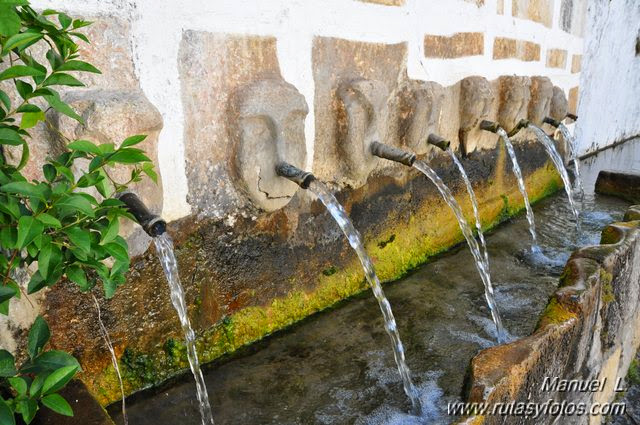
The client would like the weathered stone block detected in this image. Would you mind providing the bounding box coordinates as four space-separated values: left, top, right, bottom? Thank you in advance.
179 32 286 217
459 76 497 154
229 78 309 212
424 32 484 59
51 89 164 257
512 0 553 27
571 54 582 73
311 37 407 187
595 171 640 203
549 86 568 121
497 0 505 14
393 80 445 155
568 86 579 115
528 76 553 126
560 0 587 36
497 76 531 132
546 48 568 69
493 37 541 61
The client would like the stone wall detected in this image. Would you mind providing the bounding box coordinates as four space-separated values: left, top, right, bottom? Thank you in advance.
0 0 590 404
465 204 640 425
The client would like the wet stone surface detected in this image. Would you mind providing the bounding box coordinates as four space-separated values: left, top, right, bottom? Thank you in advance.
109 193 628 425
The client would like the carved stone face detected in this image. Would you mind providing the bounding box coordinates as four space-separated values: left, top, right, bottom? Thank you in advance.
528 76 553 126
230 78 309 211
399 81 444 154
460 76 494 132
498 76 531 132
337 79 389 187
549 86 569 121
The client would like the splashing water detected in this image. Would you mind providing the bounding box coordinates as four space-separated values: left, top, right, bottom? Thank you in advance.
412 160 507 343
558 123 584 197
496 127 539 253
447 149 489 270
529 125 580 227
308 180 421 412
92 294 128 425
154 234 214 425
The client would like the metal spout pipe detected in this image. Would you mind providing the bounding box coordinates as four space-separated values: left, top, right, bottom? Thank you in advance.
427 134 451 151
507 119 530 137
370 142 416 167
275 162 315 189
115 191 167 237
479 120 500 133
566 113 578 121
543 117 561 128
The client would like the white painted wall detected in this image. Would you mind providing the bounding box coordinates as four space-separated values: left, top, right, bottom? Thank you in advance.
31 0 585 221
576 0 640 156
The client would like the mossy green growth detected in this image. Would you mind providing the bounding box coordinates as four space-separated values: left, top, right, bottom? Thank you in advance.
537 297 577 329
93 158 563 406
600 269 615 305
628 358 640 386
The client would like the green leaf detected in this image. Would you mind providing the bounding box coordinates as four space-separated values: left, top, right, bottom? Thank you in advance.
20 111 45 129
0 350 16 377
0 285 16 305
16 104 40 113
72 19 92 29
42 393 73 417
69 32 89 43
102 278 116 299
42 73 84 87
16 139 29 171
15 80 33 99
0 5 20 37
27 271 46 294
67 139 101 155
0 65 46 81
43 92 83 124
142 162 158 184
76 171 103 188
0 397 15 425
66 266 88 290
107 149 151 164
0 90 10 111
42 365 78 395
29 373 47 398
103 242 128 263
17 398 37 424
42 164 57 182
35 213 61 228
2 32 43 54
0 227 17 249
100 218 119 245
57 60 100 74
8 376 27 396
56 194 95 217
28 316 50 359
16 215 44 248
38 243 61 280
0 300 8 315
1 181 45 199
63 227 91 253
0 127 25 146
28 351 80 373
121 134 146 148
58 13 72 29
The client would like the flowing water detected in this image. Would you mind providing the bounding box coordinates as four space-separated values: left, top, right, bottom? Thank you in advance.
154 233 215 425
412 160 506 343
497 127 539 252
307 180 421 412
112 192 628 425
558 123 584 197
529 125 580 225
447 148 489 269
93 294 128 425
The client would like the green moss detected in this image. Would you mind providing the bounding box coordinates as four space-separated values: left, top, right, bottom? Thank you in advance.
322 266 337 276
600 269 615 305
628 358 640 386
537 297 577 329
377 234 396 249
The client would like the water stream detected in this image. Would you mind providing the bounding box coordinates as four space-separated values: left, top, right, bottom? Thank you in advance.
308 179 421 413
154 233 215 425
496 127 539 252
558 123 584 197
447 149 489 269
529 125 580 226
93 294 128 425
412 160 506 343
